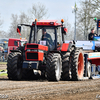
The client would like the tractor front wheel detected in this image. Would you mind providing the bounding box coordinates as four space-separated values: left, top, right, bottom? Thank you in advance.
46 53 62 81
7 52 22 80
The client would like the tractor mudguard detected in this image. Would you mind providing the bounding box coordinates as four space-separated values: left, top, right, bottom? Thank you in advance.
61 42 73 52
10 49 22 53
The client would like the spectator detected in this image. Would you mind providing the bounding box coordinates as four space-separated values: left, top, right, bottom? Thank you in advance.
88 28 97 40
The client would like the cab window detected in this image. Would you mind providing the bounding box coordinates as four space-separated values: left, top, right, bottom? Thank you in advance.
14 41 18 46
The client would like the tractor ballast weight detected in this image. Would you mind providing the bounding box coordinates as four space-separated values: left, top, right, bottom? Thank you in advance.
7 19 84 81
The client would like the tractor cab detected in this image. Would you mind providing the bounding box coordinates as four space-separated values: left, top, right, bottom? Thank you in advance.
17 19 67 52
30 26 56 51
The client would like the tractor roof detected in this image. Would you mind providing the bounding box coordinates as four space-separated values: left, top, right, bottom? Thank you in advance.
32 20 62 26
9 38 27 41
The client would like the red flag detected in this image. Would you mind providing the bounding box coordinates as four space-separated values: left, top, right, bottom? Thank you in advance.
17 28 21 36
64 28 68 33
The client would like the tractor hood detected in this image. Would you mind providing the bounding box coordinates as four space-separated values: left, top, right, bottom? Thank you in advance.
25 43 48 61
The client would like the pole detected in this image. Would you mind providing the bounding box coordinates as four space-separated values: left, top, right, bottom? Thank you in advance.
72 2 77 41
74 9 76 41
34 19 37 43
74 5 77 41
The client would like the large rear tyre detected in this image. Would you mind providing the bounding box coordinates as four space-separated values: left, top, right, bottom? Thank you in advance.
46 53 62 81
71 48 84 81
7 52 22 80
61 52 70 80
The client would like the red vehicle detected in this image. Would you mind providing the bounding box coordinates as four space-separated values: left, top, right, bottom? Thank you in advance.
8 38 27 54
7 19 84 81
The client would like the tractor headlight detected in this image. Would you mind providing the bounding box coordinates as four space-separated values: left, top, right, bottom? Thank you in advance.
27 49 38 52
27 49 31 51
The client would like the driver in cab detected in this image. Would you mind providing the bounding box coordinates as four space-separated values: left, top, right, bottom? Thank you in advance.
41 28 53 50
41 28 53 44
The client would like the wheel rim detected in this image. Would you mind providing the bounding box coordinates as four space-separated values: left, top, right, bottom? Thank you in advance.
56 58 60 80
78 53 84 78
87 62 91 78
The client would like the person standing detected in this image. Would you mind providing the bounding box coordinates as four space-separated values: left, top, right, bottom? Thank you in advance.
88 28 97 40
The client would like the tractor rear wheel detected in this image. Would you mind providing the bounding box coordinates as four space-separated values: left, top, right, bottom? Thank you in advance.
61 52 70 80
7 52 22 80
46 53 62 81
71 48 84 81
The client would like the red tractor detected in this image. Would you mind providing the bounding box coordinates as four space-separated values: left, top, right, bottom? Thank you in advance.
7 19 84 81
8 38 27 54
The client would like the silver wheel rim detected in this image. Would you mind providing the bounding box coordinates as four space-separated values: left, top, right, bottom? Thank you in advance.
87 62 91 78
55 58 60 80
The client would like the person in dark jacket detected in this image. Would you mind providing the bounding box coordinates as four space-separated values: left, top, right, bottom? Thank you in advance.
41 28 53 45
88 28 97 40
41 28 54 50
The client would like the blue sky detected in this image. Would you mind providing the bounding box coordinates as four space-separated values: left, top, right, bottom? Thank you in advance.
0 0 81 32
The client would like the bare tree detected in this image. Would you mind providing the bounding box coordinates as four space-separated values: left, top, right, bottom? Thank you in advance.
64 19 74 40
0 14 6 38
77 0 100 40
0 31 8 38
19 12 30 24
30 2 48 21
8 13 30 39
8 14 19 38
0 14 3 27
19 12 31 39
8 3 49 39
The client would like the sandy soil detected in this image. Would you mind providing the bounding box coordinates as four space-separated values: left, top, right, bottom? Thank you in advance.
0 65 100 100
0 64 7 70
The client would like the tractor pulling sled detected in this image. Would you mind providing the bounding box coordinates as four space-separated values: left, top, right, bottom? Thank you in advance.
7 19 100 81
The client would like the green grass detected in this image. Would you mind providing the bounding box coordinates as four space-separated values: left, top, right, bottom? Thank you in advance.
0 62 7 65
0 69 7 76
0 69 7 72
0 73 7 76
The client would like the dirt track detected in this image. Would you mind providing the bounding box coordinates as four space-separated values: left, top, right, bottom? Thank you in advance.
0 64 7 70
0 65 100 100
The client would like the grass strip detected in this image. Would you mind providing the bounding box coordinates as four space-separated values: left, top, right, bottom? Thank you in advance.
0 70 7 72
0 62 7 65
0 73 7 76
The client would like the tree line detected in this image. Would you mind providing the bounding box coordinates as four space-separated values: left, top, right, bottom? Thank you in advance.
0 0 100 40
77 0 100 40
